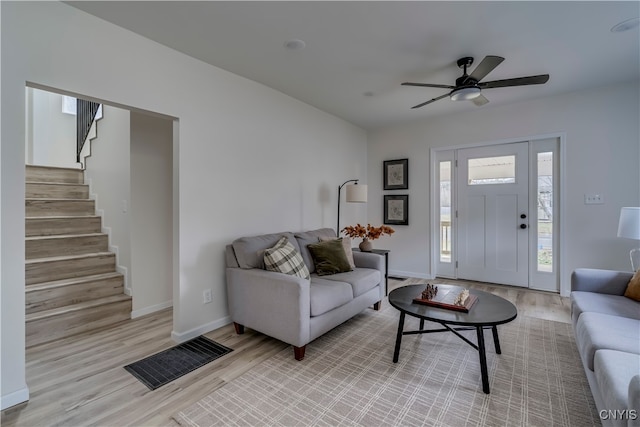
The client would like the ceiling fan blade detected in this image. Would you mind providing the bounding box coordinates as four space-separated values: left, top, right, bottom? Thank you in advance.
480 74 550 89
472 94 489 106
402 82 456 89
467 56 504 83
410 93 450 109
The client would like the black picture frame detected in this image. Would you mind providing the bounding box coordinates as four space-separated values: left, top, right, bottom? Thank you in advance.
383 159 408 190
384 195 409 225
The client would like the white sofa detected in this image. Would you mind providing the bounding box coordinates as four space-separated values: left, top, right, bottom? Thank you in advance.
571 268 640 426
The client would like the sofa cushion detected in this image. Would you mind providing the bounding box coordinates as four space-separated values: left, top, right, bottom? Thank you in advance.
571 291 640 326
294 228 336 273
625 270 640 302
320 236 355 269
307 239 352 276
594 350 640 414
309 278 353 317
576 312 640 370
232 232 300 269
320 268 381 297
263 236 310 280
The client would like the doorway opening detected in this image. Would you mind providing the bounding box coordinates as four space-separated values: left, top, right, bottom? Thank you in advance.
24 83 178 348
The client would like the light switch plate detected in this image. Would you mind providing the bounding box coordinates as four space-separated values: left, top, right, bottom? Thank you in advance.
584 194 604 205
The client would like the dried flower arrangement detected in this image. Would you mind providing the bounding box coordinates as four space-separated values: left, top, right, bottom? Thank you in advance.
341 223 395 241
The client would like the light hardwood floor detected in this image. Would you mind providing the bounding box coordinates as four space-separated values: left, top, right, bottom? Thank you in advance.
1 278 570 426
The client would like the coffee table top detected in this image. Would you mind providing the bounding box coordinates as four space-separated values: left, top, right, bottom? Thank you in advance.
389 284 517 326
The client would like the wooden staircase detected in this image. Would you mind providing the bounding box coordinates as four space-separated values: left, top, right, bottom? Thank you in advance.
25 165 132 347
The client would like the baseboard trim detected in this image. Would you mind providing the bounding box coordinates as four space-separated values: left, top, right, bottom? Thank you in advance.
389 270 433 280
131 300 173 319
1 386 29 411
171 316 231 343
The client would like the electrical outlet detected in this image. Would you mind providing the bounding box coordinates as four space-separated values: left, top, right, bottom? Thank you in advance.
203 289 212 304
584 194 604 205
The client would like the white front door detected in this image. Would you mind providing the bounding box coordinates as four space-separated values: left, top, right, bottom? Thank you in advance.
456 142 529 286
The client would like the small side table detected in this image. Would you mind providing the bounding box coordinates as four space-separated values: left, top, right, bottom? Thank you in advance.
353 248 390 295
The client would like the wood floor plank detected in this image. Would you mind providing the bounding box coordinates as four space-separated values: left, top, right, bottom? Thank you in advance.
1 281 570 426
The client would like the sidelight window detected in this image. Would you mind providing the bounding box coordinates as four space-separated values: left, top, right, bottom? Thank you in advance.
537 152 553 272
439 161 452 263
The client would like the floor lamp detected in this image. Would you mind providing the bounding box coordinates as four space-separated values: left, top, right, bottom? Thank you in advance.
617 207 640 271
337 180 367 237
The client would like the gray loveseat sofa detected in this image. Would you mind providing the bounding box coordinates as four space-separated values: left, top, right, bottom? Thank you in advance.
226 228 385 360
571 269 640 426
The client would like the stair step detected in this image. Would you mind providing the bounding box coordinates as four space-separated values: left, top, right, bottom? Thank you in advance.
26 165 84 184
26 233 109 259
26 272 124 314
26 216 102 237
26 182 89 199
26 252 116 285
26 199 95 217
26 294 131 347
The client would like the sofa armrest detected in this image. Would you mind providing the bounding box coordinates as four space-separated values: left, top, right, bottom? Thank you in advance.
352 251 384 272
571 268 633 295
352 251 386 300
226 267 310 347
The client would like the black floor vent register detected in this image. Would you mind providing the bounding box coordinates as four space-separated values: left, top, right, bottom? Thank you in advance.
124 336 233 390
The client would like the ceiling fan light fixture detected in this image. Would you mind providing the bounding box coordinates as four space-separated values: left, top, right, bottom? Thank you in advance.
450 86 481 101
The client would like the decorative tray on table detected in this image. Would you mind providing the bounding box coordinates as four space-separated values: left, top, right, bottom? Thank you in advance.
412 284 478 313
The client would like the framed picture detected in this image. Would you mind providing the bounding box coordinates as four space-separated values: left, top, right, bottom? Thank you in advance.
384 195 409 225
383 159 408 190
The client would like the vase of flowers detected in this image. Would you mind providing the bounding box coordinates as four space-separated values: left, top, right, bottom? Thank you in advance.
341 223 395 252
359 238 373 252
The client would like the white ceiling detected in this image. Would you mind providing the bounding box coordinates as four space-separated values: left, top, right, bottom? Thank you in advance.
66 1 639 130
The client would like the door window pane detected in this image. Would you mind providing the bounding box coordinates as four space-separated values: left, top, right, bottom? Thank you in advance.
537 152 553 272
440 161 451 263
468 155 516 185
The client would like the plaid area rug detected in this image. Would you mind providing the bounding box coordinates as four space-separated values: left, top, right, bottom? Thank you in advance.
173 303 598 426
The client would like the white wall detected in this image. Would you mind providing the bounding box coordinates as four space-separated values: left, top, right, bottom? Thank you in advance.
1 2 367 408
368 83 640 294
26 88 77 168
130 112 173 316
84 106 132 292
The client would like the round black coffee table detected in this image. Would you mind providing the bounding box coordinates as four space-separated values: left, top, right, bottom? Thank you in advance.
389 284 517 394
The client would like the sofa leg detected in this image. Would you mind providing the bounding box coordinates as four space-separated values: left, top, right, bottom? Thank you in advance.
233 322 245 335
373 301 381 311
293 345 306 361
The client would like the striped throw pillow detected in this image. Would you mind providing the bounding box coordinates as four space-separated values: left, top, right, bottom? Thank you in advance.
263 236 310 280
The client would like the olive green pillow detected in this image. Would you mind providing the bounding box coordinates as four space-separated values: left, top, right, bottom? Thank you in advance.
320 236 355 269
307 238 352 276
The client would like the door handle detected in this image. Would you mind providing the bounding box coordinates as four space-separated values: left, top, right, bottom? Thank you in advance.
520 214 527 219
520 224 527 229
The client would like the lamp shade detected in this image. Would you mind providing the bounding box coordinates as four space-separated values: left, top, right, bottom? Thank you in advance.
617 207 640 240
345 184 367 203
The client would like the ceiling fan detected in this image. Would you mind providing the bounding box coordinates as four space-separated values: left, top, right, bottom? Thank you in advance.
402 56 549 109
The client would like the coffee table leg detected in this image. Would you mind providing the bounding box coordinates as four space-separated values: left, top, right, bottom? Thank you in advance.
393 312 405 363
476 327 490 394
491 325 502 354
